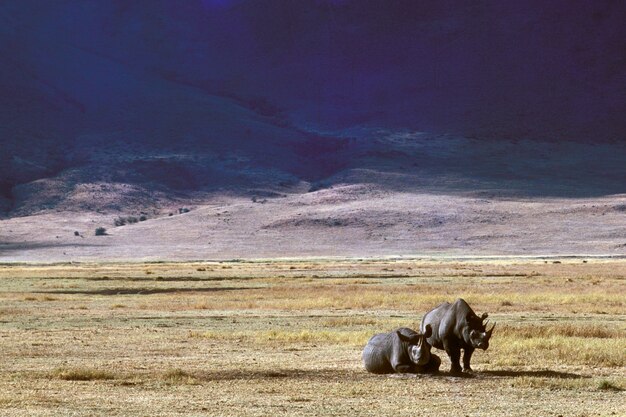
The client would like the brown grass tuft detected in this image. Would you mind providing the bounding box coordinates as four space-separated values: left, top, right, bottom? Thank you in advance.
161 369 200 385
512 376 625 392
52 368 116 381
597 380 623 391
322 317 378 327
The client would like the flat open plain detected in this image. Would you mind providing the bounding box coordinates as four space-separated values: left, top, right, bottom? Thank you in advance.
0 258 624 416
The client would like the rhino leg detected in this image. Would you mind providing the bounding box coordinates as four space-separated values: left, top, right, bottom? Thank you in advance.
462 348 474 372
394 364 413 373
444 342 462 374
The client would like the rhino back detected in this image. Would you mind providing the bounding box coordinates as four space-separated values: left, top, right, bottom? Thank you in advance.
421 302 451 348
422 299 476 348
362 332 400 374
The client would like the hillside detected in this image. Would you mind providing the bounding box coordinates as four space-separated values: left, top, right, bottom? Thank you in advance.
2 133 625 261
1 0 625 260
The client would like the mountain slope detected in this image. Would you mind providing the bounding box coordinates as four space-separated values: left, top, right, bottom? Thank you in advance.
1 1 625 259
4 0 625 140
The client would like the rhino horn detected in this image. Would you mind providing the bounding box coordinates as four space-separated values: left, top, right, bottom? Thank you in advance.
486 322 496 337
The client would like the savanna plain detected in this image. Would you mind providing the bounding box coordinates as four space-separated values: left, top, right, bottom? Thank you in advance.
0 258 624 416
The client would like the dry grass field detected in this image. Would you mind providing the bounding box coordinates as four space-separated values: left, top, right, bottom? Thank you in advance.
0 258 624 416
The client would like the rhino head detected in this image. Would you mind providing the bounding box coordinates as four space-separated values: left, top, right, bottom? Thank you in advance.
467 312 496 350
398 325 433 366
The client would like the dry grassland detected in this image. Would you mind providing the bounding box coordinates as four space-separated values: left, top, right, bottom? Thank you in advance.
0 258 624 416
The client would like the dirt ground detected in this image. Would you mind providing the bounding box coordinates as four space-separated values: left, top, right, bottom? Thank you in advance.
0 258 624 416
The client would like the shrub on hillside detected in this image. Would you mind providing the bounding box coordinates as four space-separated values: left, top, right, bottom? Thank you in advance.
114 215 141 226
95 227 107 236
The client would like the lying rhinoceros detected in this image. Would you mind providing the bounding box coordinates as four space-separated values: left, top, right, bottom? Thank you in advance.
362 326 441 374
420 298 495 374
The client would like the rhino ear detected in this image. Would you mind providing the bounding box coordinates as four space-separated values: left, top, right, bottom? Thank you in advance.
423 324 432 338
481 312 489 321
396 331 412 342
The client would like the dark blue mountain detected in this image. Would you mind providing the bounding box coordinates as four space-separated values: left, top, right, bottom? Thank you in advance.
1 1 625 215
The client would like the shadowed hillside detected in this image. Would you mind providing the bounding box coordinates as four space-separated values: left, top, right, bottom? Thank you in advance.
2 1 626 216
4 1 625 138
1 1 625 259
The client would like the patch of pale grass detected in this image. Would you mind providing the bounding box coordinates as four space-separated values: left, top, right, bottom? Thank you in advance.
151 283 623 314
51 368 117 381
257 329 371 345
161 369 200 385
0 397 14 406
230 287 448 310
497 323 624 339
491 336 625 367
189 329 372 346
322 317 378 327
189 301 213 310
512 376 625 391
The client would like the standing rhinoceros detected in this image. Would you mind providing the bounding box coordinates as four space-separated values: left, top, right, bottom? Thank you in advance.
362 326 441 374
420 298 495 374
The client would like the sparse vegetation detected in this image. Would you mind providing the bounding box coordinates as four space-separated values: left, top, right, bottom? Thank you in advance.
614 204 626 212
497 323 622 339
161 369 200 385
191 329 372 346
52 368 116 381
95 227 107 236
0 259 624 416
114 215 140 226
597 379 623 391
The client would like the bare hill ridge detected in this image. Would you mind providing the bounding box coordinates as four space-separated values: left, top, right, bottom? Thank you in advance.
2 184 626 262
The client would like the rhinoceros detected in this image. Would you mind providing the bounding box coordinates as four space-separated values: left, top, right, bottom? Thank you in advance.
420 298 495 374
362 326 441 374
